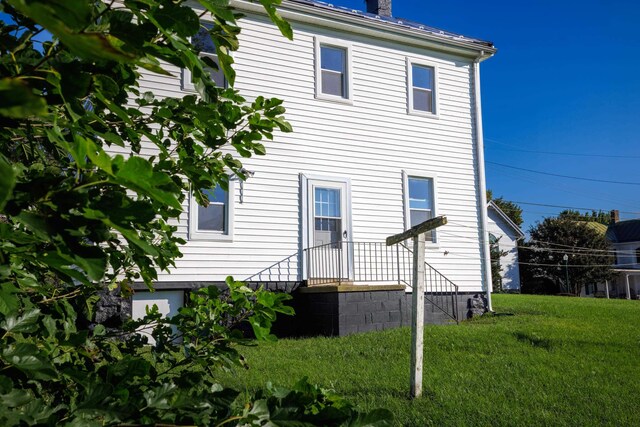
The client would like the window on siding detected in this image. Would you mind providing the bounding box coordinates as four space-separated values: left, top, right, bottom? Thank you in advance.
198 185 228 232
315 37 352 103
636 247 640 265
406 176 435 242
407 60 437 116
189 180 235 241
183 26 226 90
320 45 347 97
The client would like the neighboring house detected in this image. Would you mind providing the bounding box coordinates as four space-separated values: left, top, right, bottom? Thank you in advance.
486 201 524 292
603 213 640 299
127 0 497 335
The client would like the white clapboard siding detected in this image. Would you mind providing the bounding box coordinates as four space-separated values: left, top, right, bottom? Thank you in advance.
121 11 488 292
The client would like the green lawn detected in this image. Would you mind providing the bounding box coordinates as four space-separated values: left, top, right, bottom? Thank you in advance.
220 294 640 426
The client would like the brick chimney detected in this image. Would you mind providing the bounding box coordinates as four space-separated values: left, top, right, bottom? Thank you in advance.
610 209 620 224
366 0 392 17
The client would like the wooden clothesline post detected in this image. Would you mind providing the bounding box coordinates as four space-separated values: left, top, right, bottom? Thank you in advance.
386 215 447 399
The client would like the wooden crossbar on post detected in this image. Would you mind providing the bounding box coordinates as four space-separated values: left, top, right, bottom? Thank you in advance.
386 216 447 246
386 215 447 399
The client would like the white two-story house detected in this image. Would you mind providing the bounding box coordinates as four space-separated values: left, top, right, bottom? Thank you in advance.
130 0 497 336
605 212 640 299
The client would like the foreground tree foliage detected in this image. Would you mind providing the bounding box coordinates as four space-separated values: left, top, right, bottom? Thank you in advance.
0 0 392 425
520 217 614 296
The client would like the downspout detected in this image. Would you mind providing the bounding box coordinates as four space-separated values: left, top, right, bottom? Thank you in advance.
473 51 493 312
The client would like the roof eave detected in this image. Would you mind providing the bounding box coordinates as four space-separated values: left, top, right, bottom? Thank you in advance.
230 0 497 60
488 201 525 238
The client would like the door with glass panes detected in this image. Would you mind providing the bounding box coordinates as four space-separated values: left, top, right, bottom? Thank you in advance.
305 178 351 283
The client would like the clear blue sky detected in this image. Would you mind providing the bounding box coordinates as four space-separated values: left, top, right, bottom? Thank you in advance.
337 0 640 231
5 1 639 231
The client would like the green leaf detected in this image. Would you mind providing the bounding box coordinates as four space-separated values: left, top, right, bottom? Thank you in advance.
93 324 105 336
345 409 394 426
0 154 16 211
153 4 200 37
199 0 238 22
143 383 176 410
0 284 19 316
259 0 293 40
1 343 56 380
1 308 41 333
113 156 181 210
8 0 138 63
0 78 47 118
0 389 32 408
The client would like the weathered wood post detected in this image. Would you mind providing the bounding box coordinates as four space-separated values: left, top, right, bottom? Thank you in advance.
386 215 447 399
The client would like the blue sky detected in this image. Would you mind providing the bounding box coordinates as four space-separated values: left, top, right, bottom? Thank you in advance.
5 1 639 231
337 0 640 230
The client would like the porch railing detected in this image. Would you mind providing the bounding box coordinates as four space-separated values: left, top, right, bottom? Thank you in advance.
245 240 460 322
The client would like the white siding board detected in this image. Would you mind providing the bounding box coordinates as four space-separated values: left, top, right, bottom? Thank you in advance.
130 12 486 292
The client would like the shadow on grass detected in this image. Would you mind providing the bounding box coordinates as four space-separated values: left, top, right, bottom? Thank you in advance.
513 331 554 350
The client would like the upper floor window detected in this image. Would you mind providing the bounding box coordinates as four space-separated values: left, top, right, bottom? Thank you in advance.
407 59 437 116
321 46 346 97
636 247 640 265
403 172 437 242
189 181 235 241
315 37 353 103
183 26 227 91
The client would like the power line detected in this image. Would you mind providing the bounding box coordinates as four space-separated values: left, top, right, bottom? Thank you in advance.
485 137 640 159
443 222 635 256
490 168 640 211
487 161 640 186
440 251 633 268
501 201 640 216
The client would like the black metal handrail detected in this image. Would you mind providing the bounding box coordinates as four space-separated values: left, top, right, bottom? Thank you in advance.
401 242 459 323
304 241 415 285
244 240 460 323
244 252 301 284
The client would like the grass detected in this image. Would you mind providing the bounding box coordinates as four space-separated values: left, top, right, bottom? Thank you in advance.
220 295 640 426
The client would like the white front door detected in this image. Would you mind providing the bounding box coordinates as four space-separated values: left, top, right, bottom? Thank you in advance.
303 176 352 283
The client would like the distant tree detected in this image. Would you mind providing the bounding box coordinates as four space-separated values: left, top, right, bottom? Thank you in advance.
520 217 614 296
558 209 611 226
489 234 508 292
486 190 523 227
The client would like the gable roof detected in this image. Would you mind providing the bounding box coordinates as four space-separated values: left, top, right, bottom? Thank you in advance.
487 200 524 238
606 219 640 244
286 0 495 49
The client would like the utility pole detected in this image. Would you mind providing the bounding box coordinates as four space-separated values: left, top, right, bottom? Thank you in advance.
563 254 570 294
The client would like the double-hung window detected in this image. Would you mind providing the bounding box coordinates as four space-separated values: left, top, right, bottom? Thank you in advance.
189 181 235 241
183 26 227 90
407 59 437 116
315 37 352 102
403 172 437 242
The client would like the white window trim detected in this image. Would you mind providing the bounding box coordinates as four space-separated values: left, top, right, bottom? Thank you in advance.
189 179 236 241
182 23 229 92
314 36 354 105
406 57 439 119
402 170 439 246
